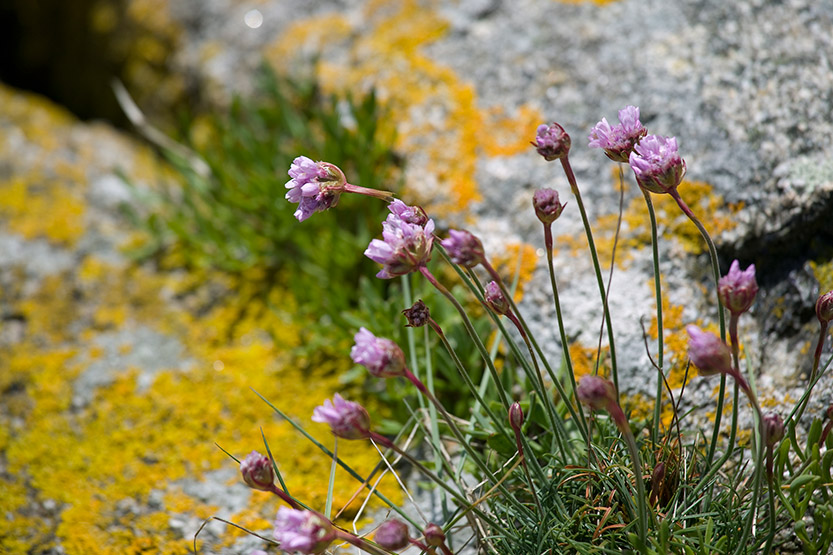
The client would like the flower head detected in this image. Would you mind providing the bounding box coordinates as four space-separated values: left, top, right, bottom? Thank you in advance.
374 519 410 550
424 523 446 547
441 229 485 268
532 188 566 225
274 508 336 554
240 451 274 491
629 135 686 194
533 122 571 161
817 290 833 324
718 260 758 315
312 394 371 440
285 156 346 221
364 203 435 279
402 300 430 328
763 411 784 447
576 376 617 411
686 325 732 376
351 327 407 378
588 106 647 163
484 281 510 316
508 402 524 431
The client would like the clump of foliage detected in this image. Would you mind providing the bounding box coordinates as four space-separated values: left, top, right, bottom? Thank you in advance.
218 107 833 555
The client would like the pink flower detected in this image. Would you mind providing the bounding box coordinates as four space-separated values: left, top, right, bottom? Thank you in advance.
588 105 647 163
533 122 571 161
364 202 434 279
576 376 617 411
285 156 346 221
718 260 758 315
312 394 371 440
686 325 732 376
274 508 336 554
484 281 510 316
629 135 686 194
374 519 410 550
350 327 407 378
441 229 485 268
239 451 275 491
816 290 833 324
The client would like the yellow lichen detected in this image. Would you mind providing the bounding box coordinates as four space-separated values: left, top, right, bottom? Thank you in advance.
266 0 542 216
0 177 86 246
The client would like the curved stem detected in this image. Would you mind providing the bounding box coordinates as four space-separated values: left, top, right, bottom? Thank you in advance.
342 183 395 202
560 156 619 391
668 189 727 470
642 189 665 445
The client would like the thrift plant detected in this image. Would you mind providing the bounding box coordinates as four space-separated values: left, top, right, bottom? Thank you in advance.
219 107 833 555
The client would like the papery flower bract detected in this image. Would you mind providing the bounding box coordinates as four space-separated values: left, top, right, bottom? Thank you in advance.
374 519 410 550
403 299 430 328
351 327 407 378
274 508 336 554
629 135 686 194
576 376 617 411
686 325 732 376
763 411 784 447
285 156 346 222
533 122 571 161
484 281 510 315
312 394 372 440
532 188 566 225
364 203 435 279
240 451 274 491
817 290 833 324
588 105 647 163
718 260 758 315
441 229 485 268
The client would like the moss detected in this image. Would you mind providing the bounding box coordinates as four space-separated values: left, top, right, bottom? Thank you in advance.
266 0 542 216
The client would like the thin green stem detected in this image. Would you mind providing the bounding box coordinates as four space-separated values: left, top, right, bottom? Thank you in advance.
793 321 828 426
560 156 619 391
642 189 665 446
609 404 649 545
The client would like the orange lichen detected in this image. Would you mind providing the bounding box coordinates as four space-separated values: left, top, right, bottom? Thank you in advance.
266 0 542 216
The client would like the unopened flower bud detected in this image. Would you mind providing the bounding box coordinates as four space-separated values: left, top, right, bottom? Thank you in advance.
686 325 732 376
424 523 446 547
374 519 410 550
629 135 686 194
441 229 486 268
817 291 833 324
533 188 566 225
484 281 510 315
576 376 617 411
240 451 275 491
351 328 407 378
718 260 758 315
509 402 524 431
403 300 430 328
533 122 571 161
312 394 372 440
763 412 784 447
274 508 336 554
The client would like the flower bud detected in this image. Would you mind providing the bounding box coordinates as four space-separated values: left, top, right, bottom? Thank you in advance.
576 376 617 412
817 291 833 324
508 402 524 432
441 229 486 268
685 325 732 376
402 299 430 328
351 328 407 378
763 411 784 447
718 260 758 315
532 188 566 225
374 519 410 550
274 508 336 554
423 523 446 547
312 394 372 440
484 281 510 316
533 122 571 161
240 451 275 491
